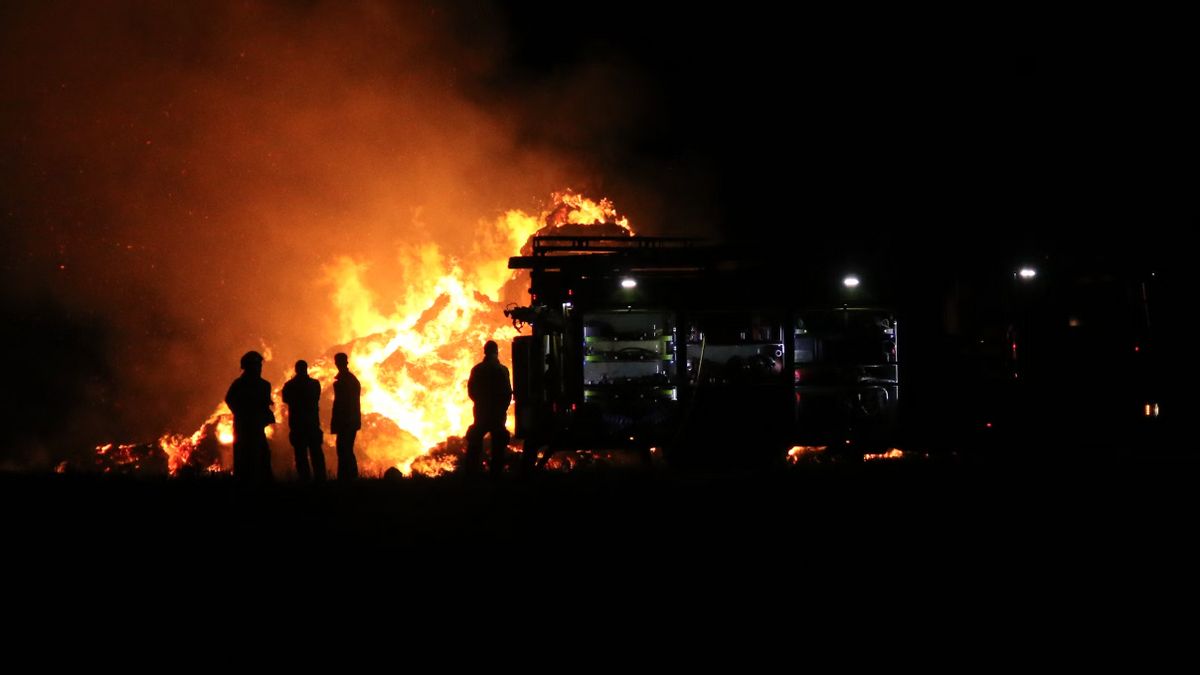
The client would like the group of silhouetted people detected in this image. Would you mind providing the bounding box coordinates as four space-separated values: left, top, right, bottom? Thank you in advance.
225 350 361 482
224 340 512 481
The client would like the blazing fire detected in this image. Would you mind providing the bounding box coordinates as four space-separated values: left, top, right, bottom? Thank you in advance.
94 192 632 478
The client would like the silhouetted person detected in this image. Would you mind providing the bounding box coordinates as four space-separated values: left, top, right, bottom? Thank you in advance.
282 359 325 482
224 350 274 482
465 340 512 475
330 352 361 480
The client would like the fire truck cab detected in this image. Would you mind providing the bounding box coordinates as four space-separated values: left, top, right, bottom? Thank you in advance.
506 236 899 467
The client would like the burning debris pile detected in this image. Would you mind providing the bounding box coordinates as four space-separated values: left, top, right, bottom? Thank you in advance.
92 408 230 475
93 192 632 478
92 442 166 475
520 193 631 254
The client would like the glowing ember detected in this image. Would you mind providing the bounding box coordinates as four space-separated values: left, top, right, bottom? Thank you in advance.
786 446 828 464
863 448 905 461
543 449 629 472
99 191 632 477
94 441 165 474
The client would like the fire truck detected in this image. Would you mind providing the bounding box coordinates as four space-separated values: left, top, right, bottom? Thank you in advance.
505 236 900 467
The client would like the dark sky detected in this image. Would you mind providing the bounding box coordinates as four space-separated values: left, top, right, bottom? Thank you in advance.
0 1 1188 465
434 3 1193 306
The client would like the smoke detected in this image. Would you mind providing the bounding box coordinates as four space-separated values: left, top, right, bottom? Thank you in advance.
0 0 668 466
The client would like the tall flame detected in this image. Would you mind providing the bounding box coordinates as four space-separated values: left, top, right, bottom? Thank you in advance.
96 191 632 477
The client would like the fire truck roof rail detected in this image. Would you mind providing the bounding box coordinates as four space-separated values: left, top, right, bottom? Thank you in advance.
531 235 703 255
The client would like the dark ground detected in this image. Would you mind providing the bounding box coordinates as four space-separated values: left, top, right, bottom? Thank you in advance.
6 437 1195 567
5 442 1197 651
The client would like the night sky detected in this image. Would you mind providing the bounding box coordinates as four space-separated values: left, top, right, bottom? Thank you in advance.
0 2 1186 466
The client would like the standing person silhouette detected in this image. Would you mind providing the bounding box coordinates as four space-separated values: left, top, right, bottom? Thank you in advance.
464 340 512 475
282 359 325 481
224 350 274 482
330 352 361 480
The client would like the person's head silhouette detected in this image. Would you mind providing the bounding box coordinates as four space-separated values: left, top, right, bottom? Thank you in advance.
483 340 498 359
334 352 350 372
240 350 264 376
294 359 308 377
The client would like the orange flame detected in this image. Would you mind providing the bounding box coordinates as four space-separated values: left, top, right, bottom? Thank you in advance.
863 448 905 461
